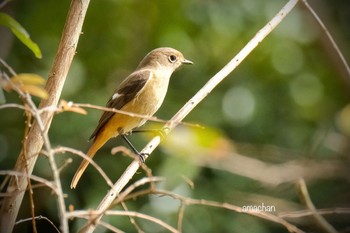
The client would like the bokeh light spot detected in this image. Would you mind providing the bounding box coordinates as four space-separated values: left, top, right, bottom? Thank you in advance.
289 73 324 107
222 86 255 127
271 41 304 75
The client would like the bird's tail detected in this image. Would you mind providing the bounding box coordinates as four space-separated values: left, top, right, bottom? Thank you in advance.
70 137 106 189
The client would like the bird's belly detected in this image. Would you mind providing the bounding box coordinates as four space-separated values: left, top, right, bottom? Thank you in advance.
129 77 168 115
119 77 169 131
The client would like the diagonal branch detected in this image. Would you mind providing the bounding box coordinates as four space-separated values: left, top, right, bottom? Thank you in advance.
80 0 300 232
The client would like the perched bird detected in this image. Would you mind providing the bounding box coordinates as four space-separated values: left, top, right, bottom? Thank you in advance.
70 47 193 188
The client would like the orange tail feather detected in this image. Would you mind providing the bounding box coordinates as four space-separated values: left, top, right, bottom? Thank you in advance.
70 135 109 189
71 114 124 189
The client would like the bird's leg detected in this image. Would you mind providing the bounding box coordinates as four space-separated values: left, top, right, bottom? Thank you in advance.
121 134 148 162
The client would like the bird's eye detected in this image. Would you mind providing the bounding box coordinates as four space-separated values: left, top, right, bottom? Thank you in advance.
168 55 177 63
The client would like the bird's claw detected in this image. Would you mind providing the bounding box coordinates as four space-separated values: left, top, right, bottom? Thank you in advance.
138 152 149 163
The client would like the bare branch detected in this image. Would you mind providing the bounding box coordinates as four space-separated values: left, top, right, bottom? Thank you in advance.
120 202 144 233
177 203 185 233
37 101 203 129
0 103 30 111
279 208 350 218
120 187 304 233
53 146 114 188
96 221 125 233
297 179 338 233
301 0 350 80
80 177 164 230
114 177 165 205
15 215 60 233
105 210 179 233
154 189 304 233
0 170 57 194
68 210 179 233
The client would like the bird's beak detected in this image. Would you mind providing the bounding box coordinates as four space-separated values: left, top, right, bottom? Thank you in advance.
182 59 193 65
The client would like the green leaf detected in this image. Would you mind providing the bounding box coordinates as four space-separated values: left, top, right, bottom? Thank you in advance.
0 13 42 58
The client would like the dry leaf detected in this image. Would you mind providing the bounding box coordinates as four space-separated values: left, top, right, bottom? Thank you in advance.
10 73 46 86
59 100 87 115
3 73 48 99
19 84 48 99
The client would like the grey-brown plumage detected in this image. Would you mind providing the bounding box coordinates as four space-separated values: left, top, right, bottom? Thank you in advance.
71 47 192 188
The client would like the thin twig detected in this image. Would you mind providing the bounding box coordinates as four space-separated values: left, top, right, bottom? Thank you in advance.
121 202 145 233
120 187 303 233
53 146 114 188
97 220 125 233
105 210 179 233
57 158 73 174
1 65 41 233
297 179 338 233
279 208 350 218
68 210 179 233
301 0 350 79
15 215 60 233
177 203 185 233
80 177 164 230
0 170 57 193
81 1 300 232
114 177 165 205
21 72 67 233
0 57 17 75
37 101 203 129
0 103 31 112
23 109 37 233
74 103 203 129
155 189 304 233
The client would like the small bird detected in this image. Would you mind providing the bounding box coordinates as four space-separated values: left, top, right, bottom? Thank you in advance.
70 47 193 188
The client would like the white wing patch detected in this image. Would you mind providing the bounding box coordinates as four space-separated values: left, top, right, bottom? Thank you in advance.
112 93 123 100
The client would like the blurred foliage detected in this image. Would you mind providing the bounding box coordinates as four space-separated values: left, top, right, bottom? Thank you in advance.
1 0 350 232
0 12 42 58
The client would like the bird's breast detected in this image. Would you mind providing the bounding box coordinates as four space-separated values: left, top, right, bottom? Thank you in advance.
130 71 171 116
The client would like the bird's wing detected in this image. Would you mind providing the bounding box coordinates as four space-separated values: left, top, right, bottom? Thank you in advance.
89 69 152 140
